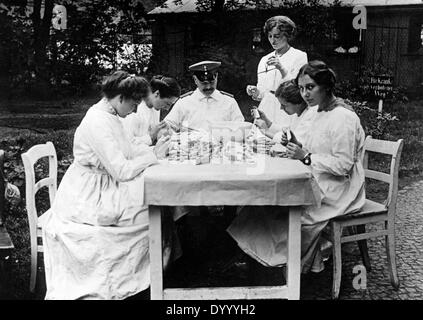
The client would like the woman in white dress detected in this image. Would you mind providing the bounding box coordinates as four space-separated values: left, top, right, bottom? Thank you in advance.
41 71 170 299
228 61 366 273
122 75 181 147
246 16 308 128
253 79 317 147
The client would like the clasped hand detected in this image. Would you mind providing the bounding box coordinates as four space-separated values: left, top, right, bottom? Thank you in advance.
150 121 170 143
266 56 287 78
285 142 307 160
282 130 306 159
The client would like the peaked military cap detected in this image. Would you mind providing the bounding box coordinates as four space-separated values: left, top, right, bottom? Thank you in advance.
189 60 221 82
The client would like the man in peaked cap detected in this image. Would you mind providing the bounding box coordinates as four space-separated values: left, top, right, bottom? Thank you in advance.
190 60 221 94
164 60 244 131
163 61 243 261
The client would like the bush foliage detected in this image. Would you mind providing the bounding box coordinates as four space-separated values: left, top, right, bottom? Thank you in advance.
346 99 399 139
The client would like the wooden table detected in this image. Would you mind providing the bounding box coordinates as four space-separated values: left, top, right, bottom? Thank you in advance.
143 156 321 300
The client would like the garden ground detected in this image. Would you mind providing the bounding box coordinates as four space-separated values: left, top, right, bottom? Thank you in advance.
0 96 422 300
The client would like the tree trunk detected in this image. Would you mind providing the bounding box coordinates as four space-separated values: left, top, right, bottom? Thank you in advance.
31 0 54 98
213 0 224 12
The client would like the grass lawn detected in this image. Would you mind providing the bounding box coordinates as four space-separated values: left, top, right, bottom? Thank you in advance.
0 97 422 300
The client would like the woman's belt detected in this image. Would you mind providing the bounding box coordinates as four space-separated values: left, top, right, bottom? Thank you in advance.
73 161 109 175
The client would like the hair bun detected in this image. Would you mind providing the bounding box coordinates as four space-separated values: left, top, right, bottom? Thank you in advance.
152 75 169 87
150 75 181 98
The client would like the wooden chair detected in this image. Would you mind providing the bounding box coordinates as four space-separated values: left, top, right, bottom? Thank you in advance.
0 150 15 298
21 142 57 293
330 136 404 299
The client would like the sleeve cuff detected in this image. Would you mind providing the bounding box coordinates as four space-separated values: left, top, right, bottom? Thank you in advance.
146 149 159 164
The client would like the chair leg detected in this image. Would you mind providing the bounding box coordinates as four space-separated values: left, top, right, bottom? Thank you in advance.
385 221 399 290
355 225 372 272
331 222 343 299
30 245 37 293
36 253 46 297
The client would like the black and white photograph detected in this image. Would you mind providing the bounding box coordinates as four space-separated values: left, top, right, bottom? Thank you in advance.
0 0 422 305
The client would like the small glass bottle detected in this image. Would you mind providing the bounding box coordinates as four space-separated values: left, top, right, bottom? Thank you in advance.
252 107 260 119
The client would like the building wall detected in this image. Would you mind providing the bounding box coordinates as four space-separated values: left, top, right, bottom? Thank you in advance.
149 12 270 114
149 6 423 103
363 8 423 88
150 12 310 93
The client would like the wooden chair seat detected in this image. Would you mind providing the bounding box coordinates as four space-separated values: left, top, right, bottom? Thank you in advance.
334 200 387 221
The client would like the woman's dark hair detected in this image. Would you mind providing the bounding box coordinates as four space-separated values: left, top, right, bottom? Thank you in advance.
150 75 181 98
101 70 150 101
296 60 337 94
263 15 297 41
275 80 306 105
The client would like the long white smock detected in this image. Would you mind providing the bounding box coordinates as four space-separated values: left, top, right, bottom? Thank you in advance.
228 100 366 272
42 98 158 299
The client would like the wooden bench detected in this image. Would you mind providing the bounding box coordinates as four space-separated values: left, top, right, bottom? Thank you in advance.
0 149 14 298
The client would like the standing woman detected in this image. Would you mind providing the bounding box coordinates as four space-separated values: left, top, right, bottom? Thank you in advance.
41 71 170 299
122 75 181 147
246 16 308 128
228 61 366 273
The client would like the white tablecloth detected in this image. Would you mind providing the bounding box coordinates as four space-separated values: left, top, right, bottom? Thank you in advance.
143 156 321 207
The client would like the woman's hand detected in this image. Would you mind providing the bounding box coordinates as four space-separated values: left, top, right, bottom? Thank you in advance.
280 131 289 146
149 121 168 143
286 142 307 160
283 130 302 148
254 118 268 130
246 85 261 101
255 109 272 128
157 126 171 141
153 135 171 159
266 56 288 78
253 109 272 130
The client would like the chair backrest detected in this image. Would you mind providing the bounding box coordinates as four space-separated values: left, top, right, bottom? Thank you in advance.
363 136 404 220
21 142 57 234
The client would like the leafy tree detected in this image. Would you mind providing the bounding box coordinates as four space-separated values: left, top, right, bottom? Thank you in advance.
0 0 54 97
0 0 153 98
